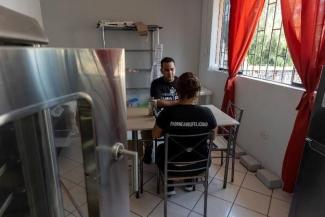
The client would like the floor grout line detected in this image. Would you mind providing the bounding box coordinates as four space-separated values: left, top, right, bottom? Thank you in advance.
187 162 222 216
234 204 269 216
240 185 272 197
234 170 272 216
188 192 204 216
130 210 142 217
270 192 293 203
234 171 272 216
226 170 248 217
131 160 284 217
142 188 194 216
267 189 274 216
146 200 163 217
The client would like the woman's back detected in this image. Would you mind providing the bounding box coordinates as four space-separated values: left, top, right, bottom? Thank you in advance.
156 104 216 162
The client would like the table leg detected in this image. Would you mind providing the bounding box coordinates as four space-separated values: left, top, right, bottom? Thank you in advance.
132 130 140 198
231 137 236 182
223 130 232 189
140 159 143 194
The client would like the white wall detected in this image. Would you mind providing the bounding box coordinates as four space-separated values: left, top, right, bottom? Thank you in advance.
40 0 202 74
0 0 43 26
200 70 302 176
199 0 303 176
236 77 302 176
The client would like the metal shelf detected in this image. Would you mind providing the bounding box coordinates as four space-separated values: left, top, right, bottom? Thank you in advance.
126 87 150 90
97 23 162 32
126 49 154 52
97 21 162 103
0 192 13 217
126 68 151 73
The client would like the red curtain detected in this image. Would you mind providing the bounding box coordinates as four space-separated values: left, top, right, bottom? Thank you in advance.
281 0 325 192
221 0 265 112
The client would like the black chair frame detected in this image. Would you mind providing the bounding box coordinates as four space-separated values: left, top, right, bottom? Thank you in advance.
212 102 243 188
156 131 214 217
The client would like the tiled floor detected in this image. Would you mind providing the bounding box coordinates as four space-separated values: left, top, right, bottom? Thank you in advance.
56 135 89 217
130 158 293 217
57 137 292 217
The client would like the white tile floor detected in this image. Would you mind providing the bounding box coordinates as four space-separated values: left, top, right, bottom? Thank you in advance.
57 135 89 217
131 159 293 217
57 137 292 217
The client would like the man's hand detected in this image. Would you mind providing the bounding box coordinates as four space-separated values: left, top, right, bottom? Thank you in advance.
152 124 163 139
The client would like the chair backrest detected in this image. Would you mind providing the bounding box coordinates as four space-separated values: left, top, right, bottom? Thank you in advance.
164 131 214 176
227 102 244 140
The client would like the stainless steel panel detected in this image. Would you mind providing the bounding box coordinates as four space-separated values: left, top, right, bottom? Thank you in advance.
0 114 54 217
0 6 48 45
41 109 65 217
15 113 57 217
0 121 32 217
0 48 128 217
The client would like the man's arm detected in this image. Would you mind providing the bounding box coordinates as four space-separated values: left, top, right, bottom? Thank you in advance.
151 79 179 107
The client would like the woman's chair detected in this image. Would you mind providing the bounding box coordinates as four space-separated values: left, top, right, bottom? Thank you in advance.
156 131 214 217
212 102 243 187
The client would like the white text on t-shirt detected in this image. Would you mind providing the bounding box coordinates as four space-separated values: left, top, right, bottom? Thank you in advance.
170 121 208 127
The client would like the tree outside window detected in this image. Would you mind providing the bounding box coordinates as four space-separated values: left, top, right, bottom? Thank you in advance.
218 0 301 86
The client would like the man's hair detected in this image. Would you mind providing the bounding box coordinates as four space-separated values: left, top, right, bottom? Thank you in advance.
176 72 201 99
160 57 175 67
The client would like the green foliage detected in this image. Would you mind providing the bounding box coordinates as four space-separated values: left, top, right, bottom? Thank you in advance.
246 0 294 68
247 32 294 67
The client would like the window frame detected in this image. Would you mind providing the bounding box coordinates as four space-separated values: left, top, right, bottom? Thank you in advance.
212 0 303 88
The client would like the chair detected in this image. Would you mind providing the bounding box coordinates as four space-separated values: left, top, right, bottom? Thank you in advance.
137 106 160 195
127 133 154 198
127 138 142 198
212 102 243 187
156 131 214 217
128 106 160 198
136 135 162 196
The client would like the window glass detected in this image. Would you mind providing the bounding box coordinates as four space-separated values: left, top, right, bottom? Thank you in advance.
217 0 301 86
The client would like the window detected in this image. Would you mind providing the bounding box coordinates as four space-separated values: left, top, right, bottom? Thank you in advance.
217 0 302 86
217 0 230 69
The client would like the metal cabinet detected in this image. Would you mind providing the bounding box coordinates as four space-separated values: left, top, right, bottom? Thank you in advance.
0 98 99 217
0 117 50 217
0 47 133 217
289 67 325 217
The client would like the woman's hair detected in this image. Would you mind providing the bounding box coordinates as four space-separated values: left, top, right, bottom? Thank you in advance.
176 72 201 99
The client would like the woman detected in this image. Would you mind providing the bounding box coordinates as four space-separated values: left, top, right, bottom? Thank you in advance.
152 72 217 196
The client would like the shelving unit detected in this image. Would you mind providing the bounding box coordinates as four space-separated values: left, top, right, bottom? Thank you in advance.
97 23 162 49
97 21 163 106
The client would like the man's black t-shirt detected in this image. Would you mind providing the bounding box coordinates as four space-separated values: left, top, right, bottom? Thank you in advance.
150 76 178 101
156 105 217 162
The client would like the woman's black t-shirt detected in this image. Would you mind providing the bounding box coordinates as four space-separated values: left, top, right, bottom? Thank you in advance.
156 105 217 162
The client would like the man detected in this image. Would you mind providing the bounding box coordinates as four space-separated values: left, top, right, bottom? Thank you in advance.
152 72 217 195
150 57 179 107
142 57 179 163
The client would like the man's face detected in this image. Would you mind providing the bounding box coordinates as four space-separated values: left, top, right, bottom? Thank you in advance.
161 62 176 82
